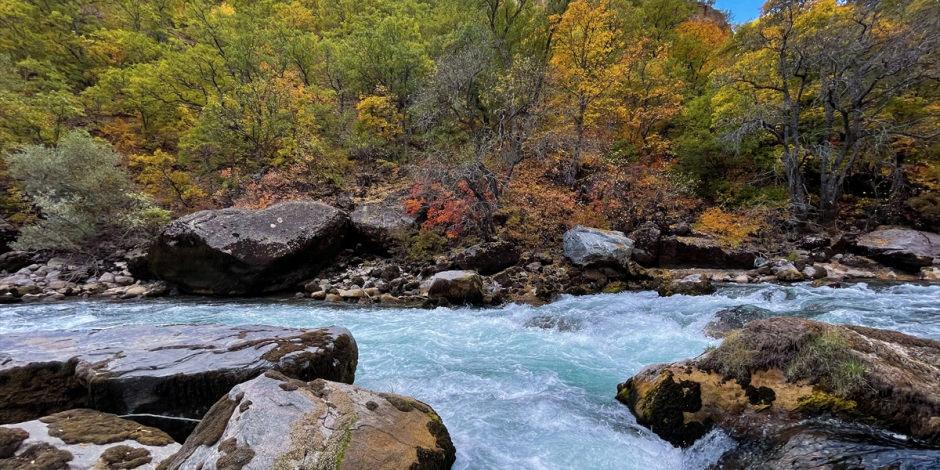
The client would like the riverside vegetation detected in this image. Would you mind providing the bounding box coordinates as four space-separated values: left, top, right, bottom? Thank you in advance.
0 0 939 469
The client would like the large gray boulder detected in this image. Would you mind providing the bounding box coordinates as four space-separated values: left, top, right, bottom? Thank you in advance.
148 201 348 294
0 409 180 469
563 226 634 268
159 372 456 470
350 200 416 252
855 228 940 271
0 324 357 441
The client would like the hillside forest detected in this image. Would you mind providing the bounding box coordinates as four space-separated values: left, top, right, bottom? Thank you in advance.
0 0 938 257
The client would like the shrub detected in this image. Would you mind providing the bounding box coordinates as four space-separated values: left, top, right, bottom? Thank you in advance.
693 207 764 247
6 130 170 254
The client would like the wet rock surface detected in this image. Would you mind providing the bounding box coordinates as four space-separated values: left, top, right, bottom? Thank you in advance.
159 372 455 470
703 305 773 338
0 409 180 469
854 227 940 271
447 240 520 275
618 317 940 458
715 419 940 469
148 200 348 294
0 324 357 441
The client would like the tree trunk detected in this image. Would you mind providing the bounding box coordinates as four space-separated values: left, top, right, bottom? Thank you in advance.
565 97 587 186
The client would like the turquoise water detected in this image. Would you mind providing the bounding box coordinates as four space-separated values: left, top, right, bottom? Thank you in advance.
2 283 938 469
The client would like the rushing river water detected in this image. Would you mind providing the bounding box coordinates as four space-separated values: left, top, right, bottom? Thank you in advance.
2 282 939 469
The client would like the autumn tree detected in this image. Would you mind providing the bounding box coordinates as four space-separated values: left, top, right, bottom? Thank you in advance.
549 0 628 184
717 0 939 224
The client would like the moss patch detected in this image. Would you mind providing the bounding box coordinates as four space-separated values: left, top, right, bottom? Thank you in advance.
0 442 72 470
39 409 175 446
0 427 28 458
796 391 858 415
216 438 255 470
99 445 152 469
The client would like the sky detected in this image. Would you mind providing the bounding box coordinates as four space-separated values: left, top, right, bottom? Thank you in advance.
714 0 763 24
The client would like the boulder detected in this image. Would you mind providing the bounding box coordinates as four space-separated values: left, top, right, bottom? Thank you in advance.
658 236 756 269
855 227 940 271
627 222 662 266
617 318 940 449
0 250 31 274
449 240 520 275
703 305 773 338
425 270 484 305
770 260 804 282
0 324 357 441
563 226 634 269
0 409 180 469
148 201 348 294
350 200 416 252
657 273 716 297
158 372 456 470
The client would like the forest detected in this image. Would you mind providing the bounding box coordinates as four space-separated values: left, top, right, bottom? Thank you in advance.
0 0 937 256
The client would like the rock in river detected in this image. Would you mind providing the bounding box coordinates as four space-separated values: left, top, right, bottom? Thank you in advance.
148 201 348 294
159 372 456 470
1 409 180 469
617 317 940 456
0 324 357 441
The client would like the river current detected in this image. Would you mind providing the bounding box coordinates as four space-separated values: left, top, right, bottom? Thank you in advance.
2 282 938 469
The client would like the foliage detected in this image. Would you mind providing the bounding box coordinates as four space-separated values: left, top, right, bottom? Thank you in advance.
0 0 934 253
692 207 764 247
5 130 169 253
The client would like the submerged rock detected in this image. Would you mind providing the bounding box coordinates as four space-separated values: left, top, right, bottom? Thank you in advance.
704 305 773 338
0 324 357 441
855 227 940 271
563 226 634 269
617 317 940 450
159 372 456 470
148 201 348 294
0 409 180 469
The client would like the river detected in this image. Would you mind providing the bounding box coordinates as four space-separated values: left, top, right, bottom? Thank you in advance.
2 282 938 469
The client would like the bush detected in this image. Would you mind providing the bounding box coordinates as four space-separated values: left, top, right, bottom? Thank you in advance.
6 130 169 254
692 207 764 247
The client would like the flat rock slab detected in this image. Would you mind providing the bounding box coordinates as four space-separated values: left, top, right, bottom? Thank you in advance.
159 372 456 470
0 409 180 469
0 324 357 440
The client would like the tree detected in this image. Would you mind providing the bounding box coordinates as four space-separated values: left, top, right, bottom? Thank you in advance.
6 130 169 254
716 0 939 223
549 0 628 184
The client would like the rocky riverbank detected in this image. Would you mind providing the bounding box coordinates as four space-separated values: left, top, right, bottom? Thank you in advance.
0 324 456 469
1 200 937 306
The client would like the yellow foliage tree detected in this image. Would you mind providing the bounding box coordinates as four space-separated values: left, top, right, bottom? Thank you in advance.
549 0 629 184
